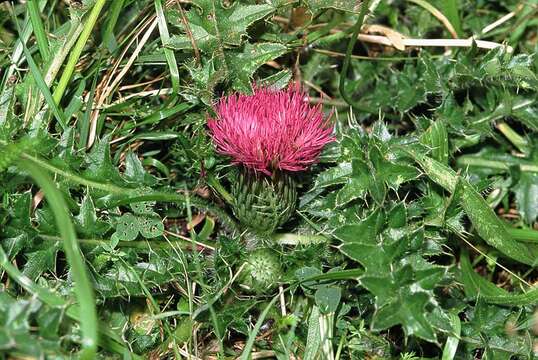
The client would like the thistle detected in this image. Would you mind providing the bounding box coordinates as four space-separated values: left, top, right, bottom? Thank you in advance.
239 248 282 293
208 84 334 235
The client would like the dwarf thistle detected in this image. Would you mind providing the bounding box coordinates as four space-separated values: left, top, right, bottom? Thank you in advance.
208 84 334 235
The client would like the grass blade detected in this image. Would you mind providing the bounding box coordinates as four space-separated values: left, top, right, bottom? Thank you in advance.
52 0 107 104
19 159 98 360
102 0 125 52
16 20 67 129
1 3 35 91
240 295 280 360
78 70 98 150
154 0 180 93
441 313 461 360
304 306 322 360
407 0 458 38
27 0 50 61
439 0 462 36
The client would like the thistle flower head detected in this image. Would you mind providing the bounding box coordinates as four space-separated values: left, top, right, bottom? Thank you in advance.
207 84 334 175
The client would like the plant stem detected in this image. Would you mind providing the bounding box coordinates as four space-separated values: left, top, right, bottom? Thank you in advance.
206 172 234 205
508 228 538 243
2 146 241 232
100 193 239 230
339 0 372 113
496 121 529 154
39 234 214 251
44 19 84 86
21 151 126 193
456 156 538 173
272 232 327 245
53 0 107 104
474 98 535 126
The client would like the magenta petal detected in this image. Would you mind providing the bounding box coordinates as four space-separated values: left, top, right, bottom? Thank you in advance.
207 84 335 174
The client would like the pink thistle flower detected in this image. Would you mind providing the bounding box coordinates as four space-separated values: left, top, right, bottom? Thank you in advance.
207 84 335 175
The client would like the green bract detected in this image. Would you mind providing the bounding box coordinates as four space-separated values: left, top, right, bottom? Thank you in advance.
230 168 297 235
239 248 282 293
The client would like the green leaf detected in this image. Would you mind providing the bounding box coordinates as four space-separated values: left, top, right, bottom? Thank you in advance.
22 244 59 280
313 162 352 188
441 313 461 360
124 151 157 186
420 120 449 164
335 176 369 207
437 0 462 36
183 41 287 97
197 216 215 242
0 77 17 140
129 187 158 215
462 299 532 358
513 172 538 225
138 216 164 239
114 213 139 241
184 57 225 105
227 42 287 92
371 289 437 342
459 252 538 306
169 0 274 53
83 134 123 184
155 0 179 92
295 267 323 290
260 69 292 89
304 306 321 360
16 22 67 130
368 142 419 191
314 286 341 314
239 296 279 360
513 103 538 131
0 247 130 356
404 146 537 265
75 193 109 237
18 160 98 359
305 0 362 14
388 202 407 228
336 210 388 272
506 54 538 83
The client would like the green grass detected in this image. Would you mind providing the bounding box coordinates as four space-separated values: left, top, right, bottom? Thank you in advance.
0 0 537 359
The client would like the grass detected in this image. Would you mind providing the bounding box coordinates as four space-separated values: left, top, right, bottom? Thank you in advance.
0 0 537 359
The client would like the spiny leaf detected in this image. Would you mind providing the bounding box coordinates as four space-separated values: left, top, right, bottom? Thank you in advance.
404 145 537 266
305 0 362 14
420 120 449 164
169 1 274 53
22 244 59 281
124 151 157 186
370 289 437 342
459 252 538 306
227 42 287 92
0 138 37 173
83 134 123 184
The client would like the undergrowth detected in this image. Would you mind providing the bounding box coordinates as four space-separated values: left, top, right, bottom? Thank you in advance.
0 0 537 359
